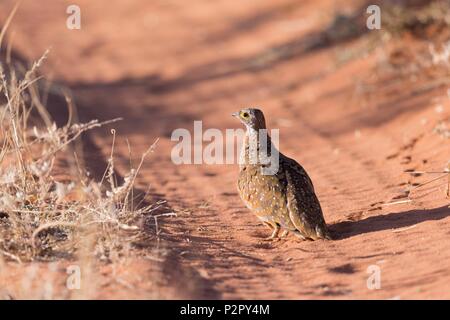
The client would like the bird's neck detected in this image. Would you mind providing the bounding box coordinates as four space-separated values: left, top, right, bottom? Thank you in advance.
240 127 273 167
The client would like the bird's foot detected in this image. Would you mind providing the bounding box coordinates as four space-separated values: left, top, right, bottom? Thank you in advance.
262 222 280 241
263 229 281 241
263 236 280 242
280 230 289 238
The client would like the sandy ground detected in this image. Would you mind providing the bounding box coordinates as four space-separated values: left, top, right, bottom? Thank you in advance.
1 0 450 299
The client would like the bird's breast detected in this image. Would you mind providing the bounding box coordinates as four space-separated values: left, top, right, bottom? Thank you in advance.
237 165 293 228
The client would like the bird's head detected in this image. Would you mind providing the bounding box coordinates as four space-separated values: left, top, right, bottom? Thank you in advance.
232 108 267 131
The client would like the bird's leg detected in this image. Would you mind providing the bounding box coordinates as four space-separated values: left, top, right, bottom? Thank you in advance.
263 222 280 240
280 230 289 238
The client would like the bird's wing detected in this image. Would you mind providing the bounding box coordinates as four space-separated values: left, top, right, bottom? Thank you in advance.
282 157 330 240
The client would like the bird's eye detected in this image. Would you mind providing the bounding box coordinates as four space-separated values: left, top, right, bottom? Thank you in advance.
241 112 250 119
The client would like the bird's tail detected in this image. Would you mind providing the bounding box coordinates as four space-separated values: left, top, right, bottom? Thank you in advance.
314 224 333 240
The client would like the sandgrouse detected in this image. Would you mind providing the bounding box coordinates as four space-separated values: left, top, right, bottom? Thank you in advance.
233 108 331 241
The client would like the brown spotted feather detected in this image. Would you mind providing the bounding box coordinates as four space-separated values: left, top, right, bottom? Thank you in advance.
234 108 330 241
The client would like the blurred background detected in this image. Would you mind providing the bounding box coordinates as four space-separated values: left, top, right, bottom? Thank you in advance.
1 0 450 299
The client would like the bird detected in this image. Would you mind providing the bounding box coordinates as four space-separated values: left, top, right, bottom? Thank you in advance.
232 108 331 241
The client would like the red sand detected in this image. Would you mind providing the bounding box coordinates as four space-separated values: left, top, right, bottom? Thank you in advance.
0 0 449 299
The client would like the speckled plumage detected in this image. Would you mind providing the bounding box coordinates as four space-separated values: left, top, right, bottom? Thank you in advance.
233 108 331 241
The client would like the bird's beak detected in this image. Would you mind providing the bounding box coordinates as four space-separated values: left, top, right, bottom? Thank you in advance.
231 112 239 118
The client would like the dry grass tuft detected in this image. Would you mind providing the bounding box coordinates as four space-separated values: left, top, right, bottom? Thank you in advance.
0 7 168 299
0 51 160 264
383 1 450 38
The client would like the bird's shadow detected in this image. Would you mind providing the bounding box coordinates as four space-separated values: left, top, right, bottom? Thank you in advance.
330 205 450 240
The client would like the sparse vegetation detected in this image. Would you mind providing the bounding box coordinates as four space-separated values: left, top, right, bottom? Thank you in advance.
0 45 159 264
1 0 449 300
383 1 450 38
